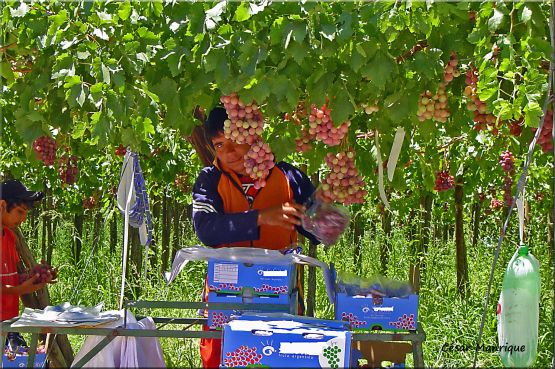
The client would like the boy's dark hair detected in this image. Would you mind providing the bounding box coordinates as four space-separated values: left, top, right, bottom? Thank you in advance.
204 106 228 141
1 179 44 211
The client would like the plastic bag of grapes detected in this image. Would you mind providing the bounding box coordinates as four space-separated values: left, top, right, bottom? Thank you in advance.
302 193 350 246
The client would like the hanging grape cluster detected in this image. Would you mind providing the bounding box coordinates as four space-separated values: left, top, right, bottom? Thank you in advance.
83 196 97 210
532 110 553 153
499 151 515 173
221 93 264 145
221 93 275 188
417 53 458 123
58 152 79 185
244 140 275 189
463 67 502 133
508 119 523 137
434 170 455 191
490 198 504 210
294 129 313 152
308 104 350 146
32 136 57 166
320 151 366 205
115 144 127 156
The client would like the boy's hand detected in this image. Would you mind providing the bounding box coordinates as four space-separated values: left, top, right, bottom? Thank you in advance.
18 274 49 295
257 202 306 230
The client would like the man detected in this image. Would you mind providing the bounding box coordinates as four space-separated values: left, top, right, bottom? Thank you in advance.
1 179 53 349
192 106 319 368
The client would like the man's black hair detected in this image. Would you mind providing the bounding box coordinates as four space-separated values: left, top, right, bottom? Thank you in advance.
204 106 228 141
4 199 35 212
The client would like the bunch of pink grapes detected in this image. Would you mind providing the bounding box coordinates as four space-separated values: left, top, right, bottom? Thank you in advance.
320 151 366 205
244 140 275 189
221 93 264 145
308 104 350 146
32 136 57 166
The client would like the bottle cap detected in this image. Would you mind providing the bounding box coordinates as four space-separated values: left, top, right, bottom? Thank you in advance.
517 244 528 256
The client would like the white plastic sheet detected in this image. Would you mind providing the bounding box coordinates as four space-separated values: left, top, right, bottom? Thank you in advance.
165 246 335 304
71 311 166 368
12 302 121 328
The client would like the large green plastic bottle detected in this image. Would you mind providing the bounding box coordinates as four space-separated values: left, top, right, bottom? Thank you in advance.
497 245 540 367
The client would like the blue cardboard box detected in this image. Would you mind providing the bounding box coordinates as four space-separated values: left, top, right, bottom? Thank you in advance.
2 352 47 368
335 293 418 331
207 291 296 330
222 314 351 368
207 260 296 295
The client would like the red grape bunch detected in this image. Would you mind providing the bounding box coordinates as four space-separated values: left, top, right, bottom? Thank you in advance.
115 144 127 156
243 139 275 189
220 93 264 145
499 151 515 173
295 129 313 153
443 52 460 83
490 198 503 211
320 151 367 205
58 153 79 185
83 196 97 209
434 170 455 191
19 260 57 284
416 84 450 123
508 119 524 137
463 67 500 133
502 176 513 207
308 104 350 146
174 172 191 193
32 136 58 166
532 110 553 153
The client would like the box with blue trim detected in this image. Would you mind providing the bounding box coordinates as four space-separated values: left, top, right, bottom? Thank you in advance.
2 352 47 368
335 293 419 331
221 314 352 368
207 260 297 295
207 290 297 330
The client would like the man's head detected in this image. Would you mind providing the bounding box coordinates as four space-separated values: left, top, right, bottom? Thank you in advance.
205 107 250 176
0 180 44 229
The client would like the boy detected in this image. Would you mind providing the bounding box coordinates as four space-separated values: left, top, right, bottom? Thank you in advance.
1 179 53 347
192 107 320 368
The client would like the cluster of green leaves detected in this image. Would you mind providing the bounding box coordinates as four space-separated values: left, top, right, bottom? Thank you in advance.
0 0 552 207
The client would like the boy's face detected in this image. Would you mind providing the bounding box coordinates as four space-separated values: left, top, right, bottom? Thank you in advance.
0 200 30 230
211 132 250 176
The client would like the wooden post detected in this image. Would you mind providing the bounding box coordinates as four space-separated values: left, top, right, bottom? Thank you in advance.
454 173 469 297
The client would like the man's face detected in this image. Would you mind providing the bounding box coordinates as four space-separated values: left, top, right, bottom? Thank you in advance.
211 132 250 176
0 200 30 230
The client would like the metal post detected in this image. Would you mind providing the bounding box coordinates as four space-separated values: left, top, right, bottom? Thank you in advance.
551 1 555 366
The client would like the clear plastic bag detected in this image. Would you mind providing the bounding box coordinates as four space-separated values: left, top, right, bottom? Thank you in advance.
301 194 350 246
335 270 413 298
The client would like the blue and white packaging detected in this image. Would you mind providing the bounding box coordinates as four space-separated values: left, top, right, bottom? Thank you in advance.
2 352 47 368
335 293 418 331
207 291 296 330
222 314 351 368
207 260 297 295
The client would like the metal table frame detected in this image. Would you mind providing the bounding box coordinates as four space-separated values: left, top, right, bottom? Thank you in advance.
1 300 425 368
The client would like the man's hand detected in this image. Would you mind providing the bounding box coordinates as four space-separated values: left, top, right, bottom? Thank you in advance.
17 273 52 295
257 202 306 230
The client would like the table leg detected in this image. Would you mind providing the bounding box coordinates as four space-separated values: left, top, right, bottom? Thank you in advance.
27 333 38 369
412 339 425 368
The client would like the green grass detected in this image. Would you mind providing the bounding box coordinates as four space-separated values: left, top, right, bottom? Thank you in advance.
18 211 554 368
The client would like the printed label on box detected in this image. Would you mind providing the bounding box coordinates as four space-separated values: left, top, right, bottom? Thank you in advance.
213 263 239 284
222 317 351 368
